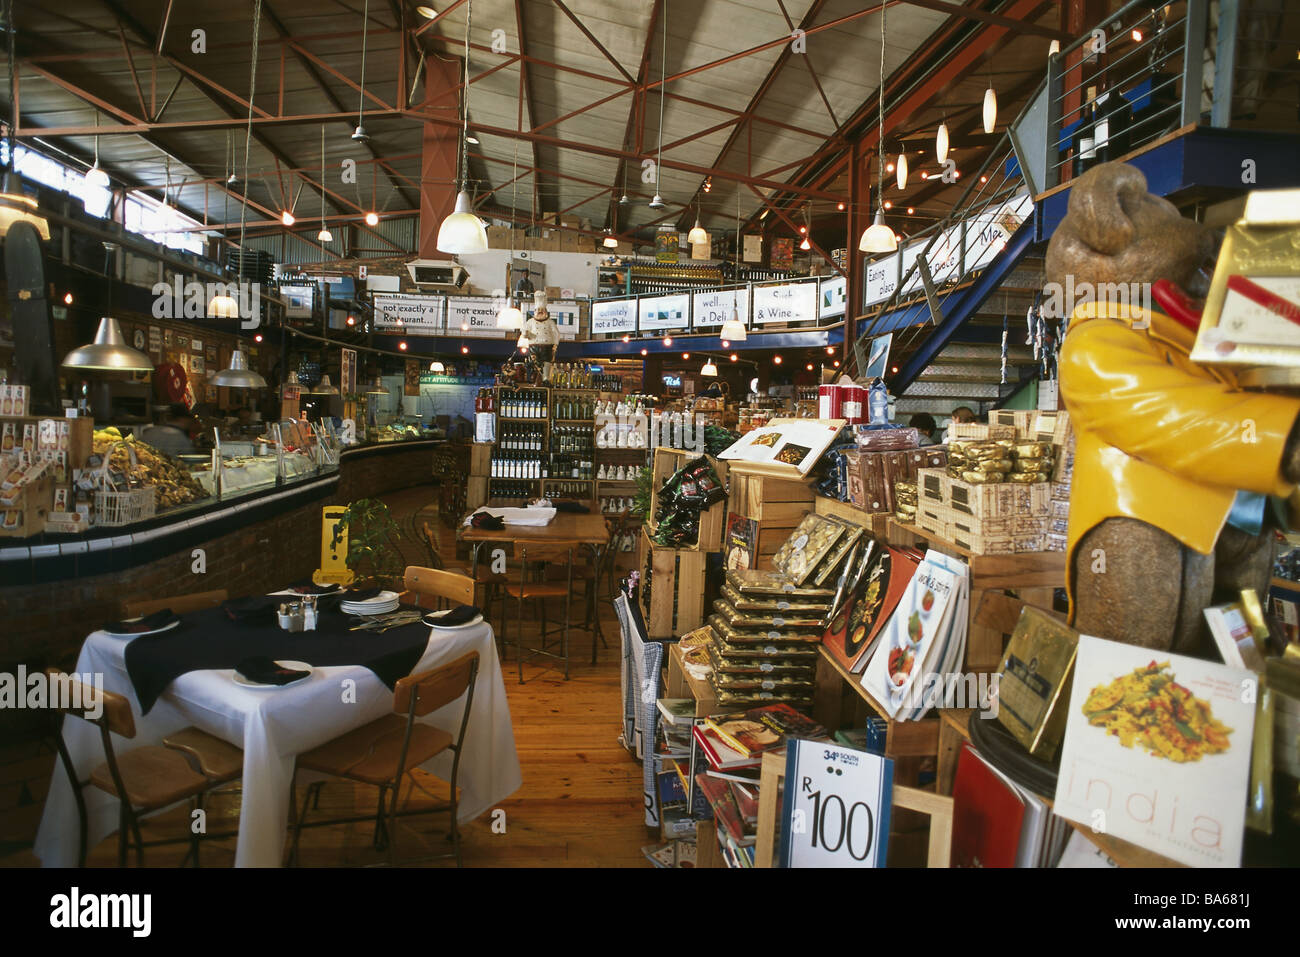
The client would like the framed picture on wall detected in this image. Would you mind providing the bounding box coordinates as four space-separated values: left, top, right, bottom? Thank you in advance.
191 338 203 352
206 344 217 363
190 356 205 375
176 334 189 351
149 326 162 353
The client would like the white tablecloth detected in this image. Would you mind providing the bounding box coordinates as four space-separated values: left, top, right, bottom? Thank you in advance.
34 621 521 867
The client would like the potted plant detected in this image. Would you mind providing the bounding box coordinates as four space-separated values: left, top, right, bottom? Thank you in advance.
330 498 405 589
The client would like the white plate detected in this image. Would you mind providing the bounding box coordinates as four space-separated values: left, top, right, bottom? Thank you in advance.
423 611 485 630
232 660 313 689
341 590 400 606
343 602 400 616
102 619 181 639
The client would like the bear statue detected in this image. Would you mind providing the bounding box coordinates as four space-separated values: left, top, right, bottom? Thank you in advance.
1049 161 1300 653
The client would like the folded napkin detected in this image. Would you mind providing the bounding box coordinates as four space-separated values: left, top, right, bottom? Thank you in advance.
102 608 178 634
341 586 383 602
423 605 481 627
285 581 341 596
234 656 311 686
469 512 505 531
554 501 589 514
222 595 282 624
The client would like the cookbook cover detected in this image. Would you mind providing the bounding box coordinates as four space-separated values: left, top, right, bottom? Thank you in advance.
723 513 759 571
823 547 918 674
951 744 1027 868
718 418 846 477
860 556 959 718
1052 635 1257 867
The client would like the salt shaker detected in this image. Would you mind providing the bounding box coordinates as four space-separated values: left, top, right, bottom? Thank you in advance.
302 595 318 631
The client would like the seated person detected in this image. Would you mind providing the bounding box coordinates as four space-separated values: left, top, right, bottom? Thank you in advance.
908 412 940 447
942 405 976 443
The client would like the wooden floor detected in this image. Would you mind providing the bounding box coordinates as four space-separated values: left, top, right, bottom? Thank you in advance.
0 485 654 868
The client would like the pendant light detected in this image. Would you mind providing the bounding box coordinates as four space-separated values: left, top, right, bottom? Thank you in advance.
982 58 997 134
936 120 949 164
352 0 371 142
798 204 812 251
1048 39 1060 56
62 317 153 371
209 143 238 317
317 124 333 242
688 201 708 245
648 0 668 211
896 151 908 190
311 374 339 395
700 358 718 377
859 4 897 254
497 136 523 328
602 227 619 249
721 189 747 340
437 0 488 254
82 113 110 218
210 348 268 389
429 359 445 373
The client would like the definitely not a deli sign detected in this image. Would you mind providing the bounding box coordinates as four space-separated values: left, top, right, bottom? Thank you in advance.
373 293 445 333
445 296 503 337
752 281 818 325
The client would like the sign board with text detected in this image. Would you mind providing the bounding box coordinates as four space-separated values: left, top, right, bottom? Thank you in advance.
692 287 749 330
591 298 637 336
780 739 893 868
752 281 818 325
639 293 691 332
445 296 503 338
373 293 444 334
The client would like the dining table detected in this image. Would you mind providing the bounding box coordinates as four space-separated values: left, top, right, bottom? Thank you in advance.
461 510 612 661
34 597 522 868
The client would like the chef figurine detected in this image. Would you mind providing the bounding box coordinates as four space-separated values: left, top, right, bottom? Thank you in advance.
521 289 560 380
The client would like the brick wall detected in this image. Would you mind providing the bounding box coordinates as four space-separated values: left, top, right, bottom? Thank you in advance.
0 443 436 739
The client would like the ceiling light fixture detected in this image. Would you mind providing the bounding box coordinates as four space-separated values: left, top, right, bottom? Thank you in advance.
603 227 619 248
936 120 949 164
63 292 73 305
81 113 110 218
317 124 333 242
281 209 295 226
398 341 408 351
209 347 268 389
61 317 153 372
773 355 782 365
312 374 339 395
352 0 371 142
859 4 897 254
436 0 488 254
983 86 998 134
416 5 437 18
429 359 446 373
648 0 668 211
688 201 708 245
896 151 908 189
700 358 717 376
1049 39 1060 56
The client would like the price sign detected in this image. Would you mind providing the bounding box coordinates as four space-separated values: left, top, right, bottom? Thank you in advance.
780 738 892 867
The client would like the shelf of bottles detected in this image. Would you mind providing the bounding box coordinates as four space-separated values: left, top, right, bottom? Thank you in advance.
495 387 548 420
627 261 725 296
489 480 537 501
545 480 594 501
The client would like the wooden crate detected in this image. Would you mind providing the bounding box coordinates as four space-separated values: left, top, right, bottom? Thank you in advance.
466 476 488 510
646 447 728 552
638 527 709 639
665 641 723 716
0 473 53 537
727 466 815 518
469 443 492 476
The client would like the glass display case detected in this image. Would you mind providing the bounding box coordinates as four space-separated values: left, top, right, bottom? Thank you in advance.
190 418 339 498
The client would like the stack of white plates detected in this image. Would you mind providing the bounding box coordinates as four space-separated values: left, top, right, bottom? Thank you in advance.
340 590 401 616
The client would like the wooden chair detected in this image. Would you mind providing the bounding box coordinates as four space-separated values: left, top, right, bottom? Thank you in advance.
44 669 223 867
417 521 508 621
502 543 576 683
402 565 476 610
122 588 229 618
288 652 480 867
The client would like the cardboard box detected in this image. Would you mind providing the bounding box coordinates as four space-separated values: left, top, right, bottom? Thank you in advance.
917 467 950 506
990 409 1038 437
947 476 1051 519
947 421 1016 441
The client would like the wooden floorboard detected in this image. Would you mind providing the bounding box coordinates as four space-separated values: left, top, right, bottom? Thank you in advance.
0 484 653 868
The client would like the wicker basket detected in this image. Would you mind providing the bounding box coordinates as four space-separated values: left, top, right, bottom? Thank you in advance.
93 441 157 527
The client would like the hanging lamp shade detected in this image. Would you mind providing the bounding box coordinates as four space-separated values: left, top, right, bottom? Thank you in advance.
603 232 619 249
936 121 949 164
436 190 488 254
62 316 154 371
0 172 51 239
896 152 908 190
720 308 747 342
700 359 718 377
366 377 387 395
983 86 998 134
207 290 240 319
1048 39 1060 56
317 226 334 242
799 236 811 251
311 374 339 395
687 215 708 246
83 165 110 191
497 300 524 329
648 194 666 210
429 360 445 373
859 209 898 253
209 349 268 389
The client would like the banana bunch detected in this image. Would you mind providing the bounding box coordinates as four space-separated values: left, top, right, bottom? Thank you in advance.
91 435 210 509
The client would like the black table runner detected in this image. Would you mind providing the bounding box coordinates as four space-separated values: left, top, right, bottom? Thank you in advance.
122 606 431 714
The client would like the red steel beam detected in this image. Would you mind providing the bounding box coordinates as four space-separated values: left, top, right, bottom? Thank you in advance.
550 0 636 84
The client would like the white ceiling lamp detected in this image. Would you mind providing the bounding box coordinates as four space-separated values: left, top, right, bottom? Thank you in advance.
210 348 268 389
437 0 488 254
721 189 747 340
603 227 619 248
416 5 437 18
859 4 897 254
798 204 811 251
61 317 153 372
687 204 708 246
317 124 333 242
429 359 445 373
648 0 668 212
498 127 524 329
936 119 949 164
82 113 111 218
700 358 718 377
896 151 908 190
983 86 998 134
497 300 523 328
516 331 531 351
352 0 371 143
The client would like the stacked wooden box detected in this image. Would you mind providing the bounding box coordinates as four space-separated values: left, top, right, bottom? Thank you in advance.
913 410 1072 555
724 465 815 571
467 442 491 510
